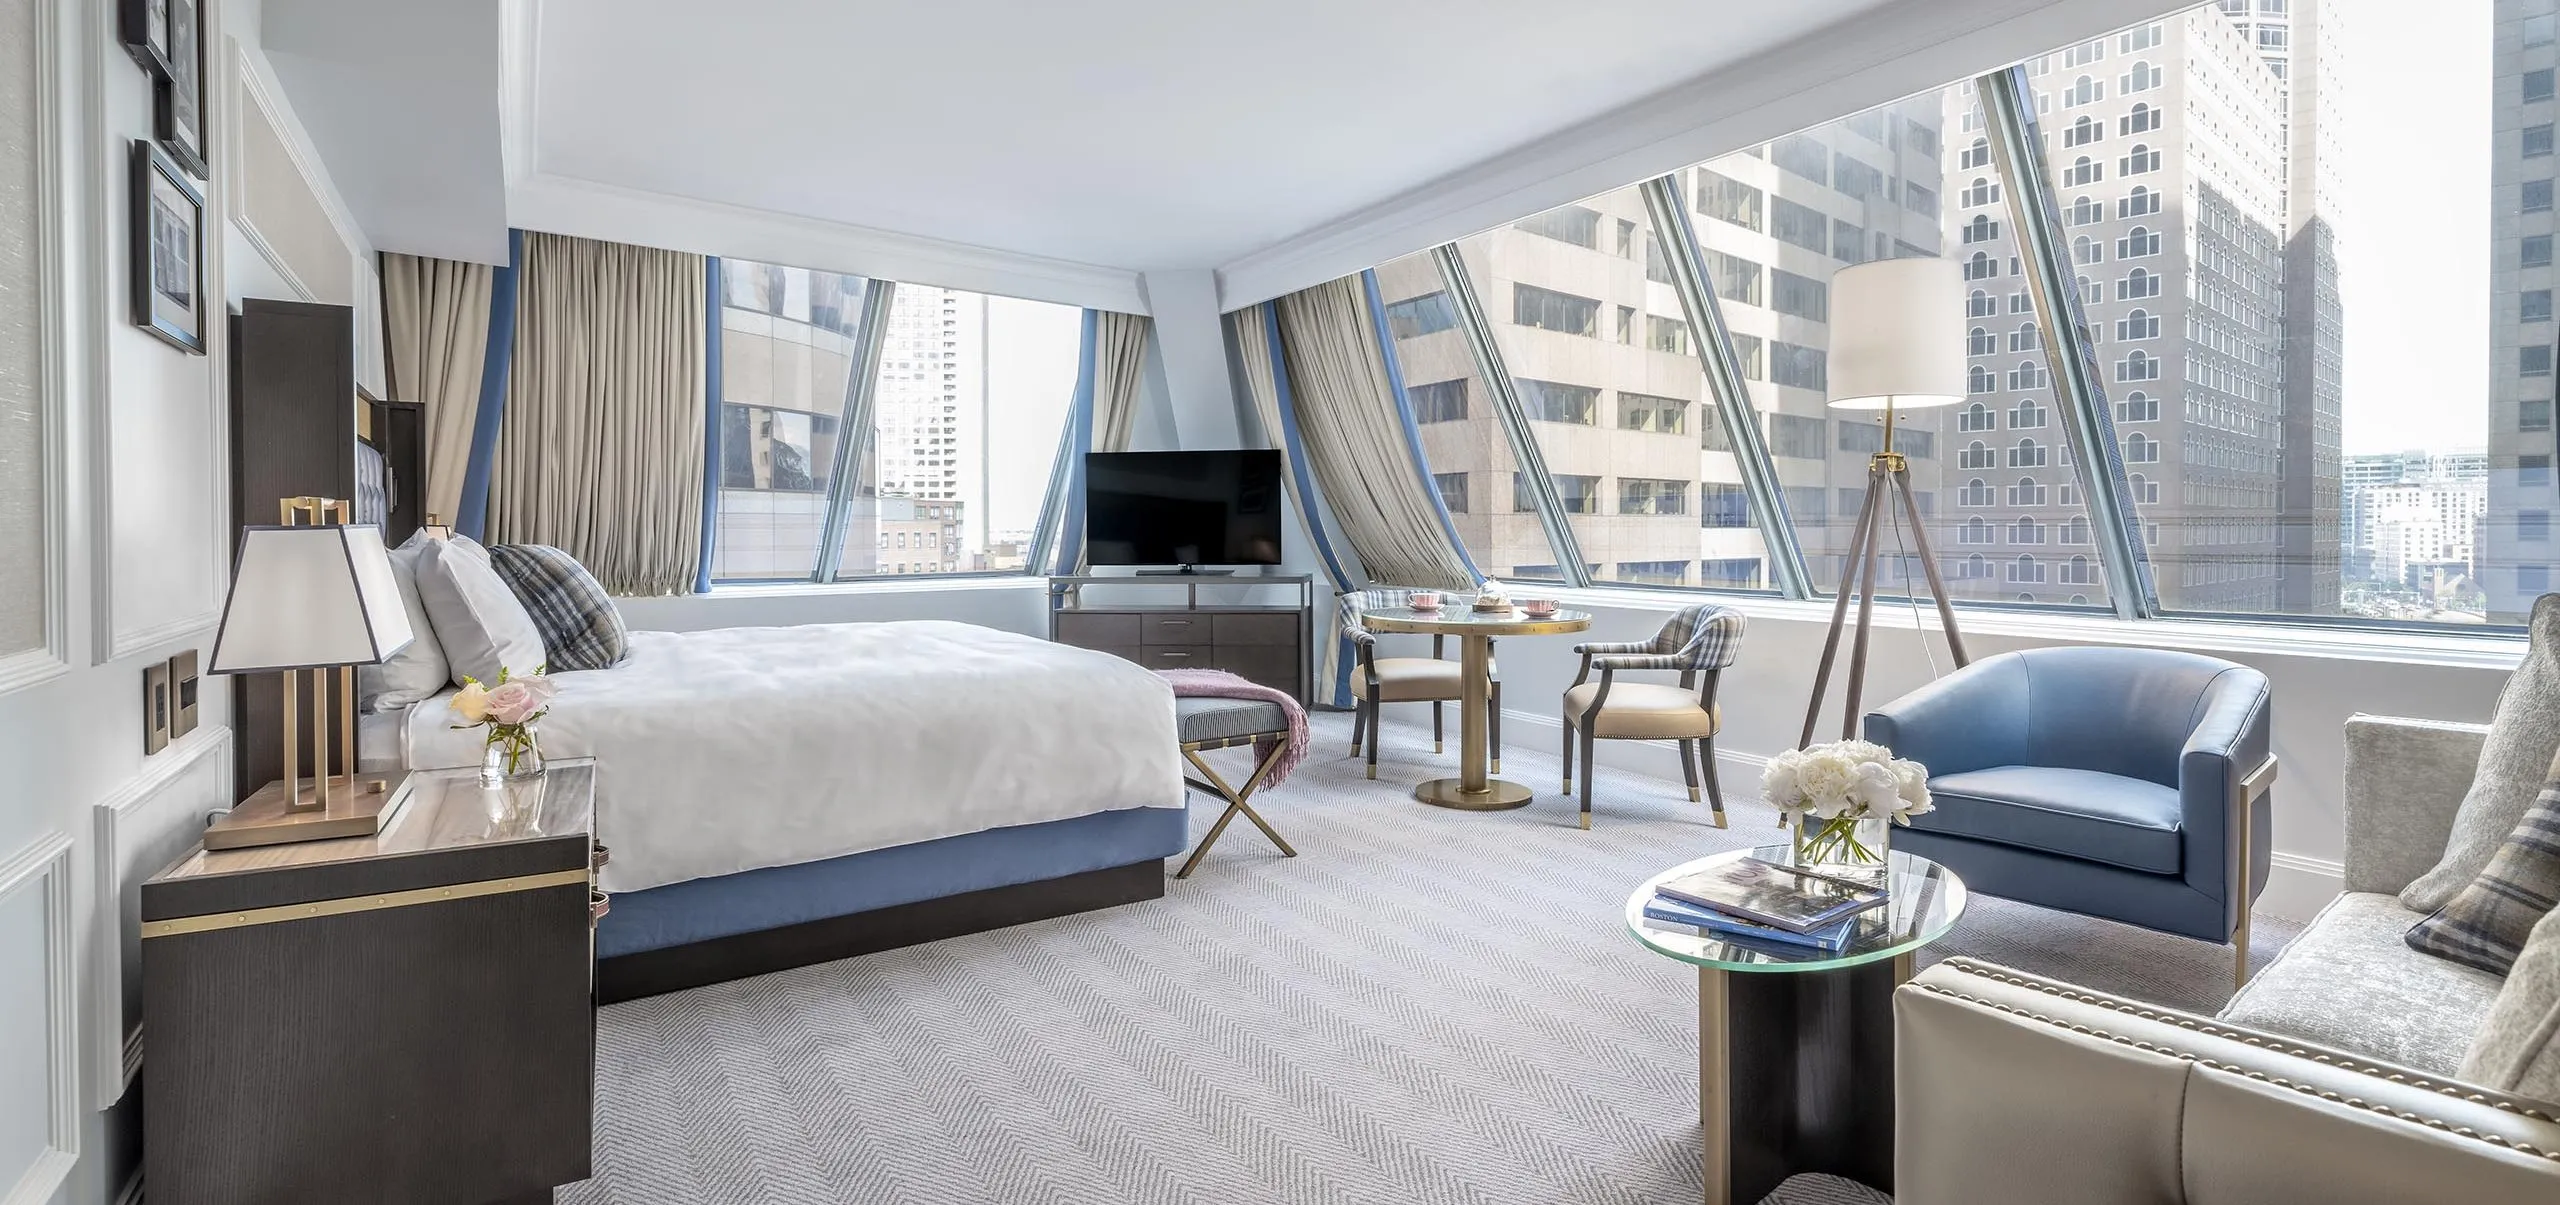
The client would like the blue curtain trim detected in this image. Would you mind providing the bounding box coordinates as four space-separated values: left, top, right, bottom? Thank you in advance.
694 256 724 593
456 228 523 542
1050 309 1102 578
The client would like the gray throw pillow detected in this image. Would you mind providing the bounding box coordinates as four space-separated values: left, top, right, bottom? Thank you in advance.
2404 594 2560 912
2459 903 2560 1105
414 536 548 688
356 530 452 711
2408 770 2560 974
488 544 628 671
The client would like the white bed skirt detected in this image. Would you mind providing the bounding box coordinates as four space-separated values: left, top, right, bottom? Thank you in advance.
402 621 1184 893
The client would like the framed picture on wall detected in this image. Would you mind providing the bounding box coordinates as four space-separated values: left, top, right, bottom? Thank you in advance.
153 0 208 177
130 141 206 354
120 0 173 78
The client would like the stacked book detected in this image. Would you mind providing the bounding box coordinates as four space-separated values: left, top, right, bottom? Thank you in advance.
1643 857 1890 954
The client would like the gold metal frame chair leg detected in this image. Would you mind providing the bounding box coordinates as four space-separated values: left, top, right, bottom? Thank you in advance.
1175 739 1296 879
2231 754 2280 991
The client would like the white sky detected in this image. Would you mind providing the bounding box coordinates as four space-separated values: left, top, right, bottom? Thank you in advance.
2333 0 2493 454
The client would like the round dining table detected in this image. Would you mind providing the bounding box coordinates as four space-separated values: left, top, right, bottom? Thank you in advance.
1353 604 1592 810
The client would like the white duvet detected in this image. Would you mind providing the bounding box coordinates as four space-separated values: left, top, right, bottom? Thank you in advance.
404 621 1184 893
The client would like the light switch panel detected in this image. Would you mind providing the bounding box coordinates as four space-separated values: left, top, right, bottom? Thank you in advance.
143 661 172 755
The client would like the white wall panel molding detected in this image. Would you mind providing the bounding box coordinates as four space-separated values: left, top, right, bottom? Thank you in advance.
88 0 225 665
228 38 363 307
87 724 230 1107
0 830 77 1205
0 0 73 699
1216 0 2191 308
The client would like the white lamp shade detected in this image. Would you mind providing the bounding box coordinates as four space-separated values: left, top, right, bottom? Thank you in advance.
209 525 415 673
1826 257 1967 411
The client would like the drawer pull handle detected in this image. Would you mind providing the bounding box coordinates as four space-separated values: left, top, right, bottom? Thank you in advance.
1159 619 1192 626
591 843 612 870
590 890 611 926
1159 652 1192 659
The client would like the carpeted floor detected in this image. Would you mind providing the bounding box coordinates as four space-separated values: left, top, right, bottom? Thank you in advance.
565 713 2301 1205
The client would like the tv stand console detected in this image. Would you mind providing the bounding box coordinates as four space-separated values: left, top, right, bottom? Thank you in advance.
1048 573 1315 704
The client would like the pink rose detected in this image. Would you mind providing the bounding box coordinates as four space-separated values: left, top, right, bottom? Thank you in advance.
485 676 557 726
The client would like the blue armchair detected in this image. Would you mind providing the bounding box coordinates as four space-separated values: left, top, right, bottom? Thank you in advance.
1863 647 2276 986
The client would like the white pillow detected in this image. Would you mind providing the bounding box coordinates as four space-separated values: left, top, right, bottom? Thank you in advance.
357 530 452 711
414 536 548 688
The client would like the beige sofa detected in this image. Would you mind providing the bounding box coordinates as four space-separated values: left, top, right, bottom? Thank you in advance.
1893 714 2560 1204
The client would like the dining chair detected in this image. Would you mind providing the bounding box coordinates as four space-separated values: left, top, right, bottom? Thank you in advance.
1561 602 1745 829
1341 588 1501 780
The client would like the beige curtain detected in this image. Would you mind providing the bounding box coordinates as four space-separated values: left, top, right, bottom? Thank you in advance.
1233 304 1358 703
1091 310 1149 455
381 252 494 526
487 232 707 595
1274 276 1475 593
1063 311 1153 574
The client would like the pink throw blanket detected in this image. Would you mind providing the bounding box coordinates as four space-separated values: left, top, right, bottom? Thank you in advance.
1155 668 1311 787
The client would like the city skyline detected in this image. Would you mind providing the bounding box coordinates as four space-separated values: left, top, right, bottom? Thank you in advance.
1382 3 2345 617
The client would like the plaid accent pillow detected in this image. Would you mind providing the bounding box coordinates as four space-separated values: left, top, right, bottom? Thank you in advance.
488 544 629 672
2408 777 2560 975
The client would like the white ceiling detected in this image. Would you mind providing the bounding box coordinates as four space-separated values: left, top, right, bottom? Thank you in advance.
261 0 510 265
524 0 1900 273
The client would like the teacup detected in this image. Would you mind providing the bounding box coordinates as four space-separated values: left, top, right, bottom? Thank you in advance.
1519 598 1559 617
1406 591 1442 610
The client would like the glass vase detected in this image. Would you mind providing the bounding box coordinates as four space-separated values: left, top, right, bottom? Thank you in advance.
478 722 546 788
1795 812 1891 880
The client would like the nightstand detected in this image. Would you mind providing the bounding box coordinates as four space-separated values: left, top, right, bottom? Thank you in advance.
143 759 601 1205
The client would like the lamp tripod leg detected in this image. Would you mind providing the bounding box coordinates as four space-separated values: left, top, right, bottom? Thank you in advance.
1798 476 1885 750
1840 460 1890 741
1891 467 1969 667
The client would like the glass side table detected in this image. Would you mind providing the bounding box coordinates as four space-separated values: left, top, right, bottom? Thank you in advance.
1625 845 1968 1205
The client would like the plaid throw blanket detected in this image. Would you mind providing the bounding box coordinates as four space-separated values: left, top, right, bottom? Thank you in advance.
1156 668 1310 786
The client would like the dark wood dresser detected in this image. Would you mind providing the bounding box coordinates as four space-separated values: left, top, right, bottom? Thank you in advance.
143 761 602 1205
1048 573 1315 702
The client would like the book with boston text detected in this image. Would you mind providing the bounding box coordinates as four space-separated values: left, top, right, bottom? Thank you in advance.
1655 856 1888 934
1641 895 1861 953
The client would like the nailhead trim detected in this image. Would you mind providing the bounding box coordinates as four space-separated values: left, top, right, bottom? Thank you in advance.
1917 961 2559 1163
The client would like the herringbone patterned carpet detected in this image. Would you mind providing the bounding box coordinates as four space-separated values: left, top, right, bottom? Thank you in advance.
565 713 2300 1205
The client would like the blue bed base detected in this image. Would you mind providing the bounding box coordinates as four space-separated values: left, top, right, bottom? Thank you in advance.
595 804 1189 963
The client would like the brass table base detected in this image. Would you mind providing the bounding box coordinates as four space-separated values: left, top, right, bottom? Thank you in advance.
1413 777 1535 811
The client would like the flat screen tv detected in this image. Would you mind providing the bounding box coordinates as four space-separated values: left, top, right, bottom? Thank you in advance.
1085 449 1284 572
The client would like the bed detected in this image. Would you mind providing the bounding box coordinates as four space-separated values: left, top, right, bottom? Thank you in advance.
372 619 1188 1000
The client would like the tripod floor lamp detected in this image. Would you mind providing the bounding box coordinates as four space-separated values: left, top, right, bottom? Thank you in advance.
1799 257 1973 748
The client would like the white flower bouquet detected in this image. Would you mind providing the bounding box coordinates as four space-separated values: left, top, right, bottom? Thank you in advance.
1761 739 1934 867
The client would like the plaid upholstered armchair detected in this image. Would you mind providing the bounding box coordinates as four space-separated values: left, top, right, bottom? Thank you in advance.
1340 588 1501 781
1561 603 1745 829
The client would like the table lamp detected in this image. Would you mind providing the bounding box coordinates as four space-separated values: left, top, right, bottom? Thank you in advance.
205 498 416 849
1799 257 1975 748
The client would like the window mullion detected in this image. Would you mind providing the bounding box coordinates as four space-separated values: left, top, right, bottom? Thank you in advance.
812 280 902 582
1429 242 1591 587
1979 66 2158 619
1639 173 1812 600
